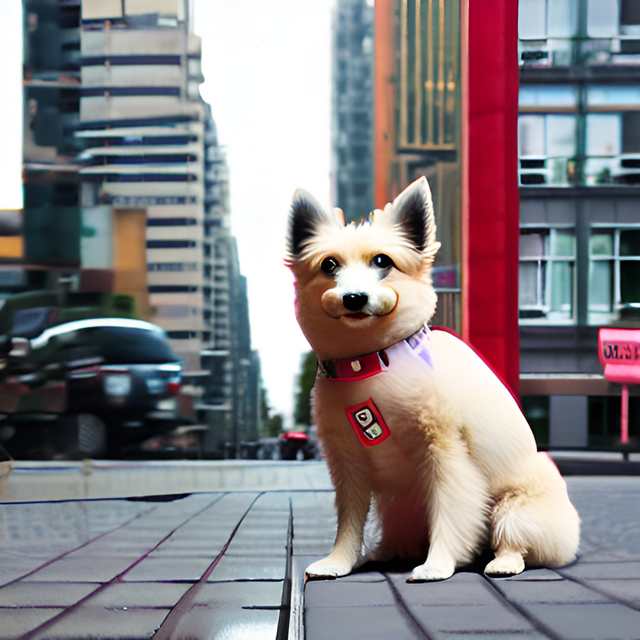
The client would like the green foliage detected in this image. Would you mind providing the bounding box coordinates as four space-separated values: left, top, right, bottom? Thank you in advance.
259 385 284 437
293 351 317 428
264 413 284 437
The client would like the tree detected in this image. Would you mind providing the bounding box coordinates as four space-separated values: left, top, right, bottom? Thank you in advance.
293 351 317 428
259 385 284 437
264 413 283 437
260 386 270 425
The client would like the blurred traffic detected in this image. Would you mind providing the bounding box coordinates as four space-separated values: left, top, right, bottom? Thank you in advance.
0 291 319 461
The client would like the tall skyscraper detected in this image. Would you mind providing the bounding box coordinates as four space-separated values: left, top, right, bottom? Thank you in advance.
331 0 374 221
14 0 261 456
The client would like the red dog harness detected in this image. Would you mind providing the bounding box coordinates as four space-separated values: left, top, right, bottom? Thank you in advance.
317 326 433 447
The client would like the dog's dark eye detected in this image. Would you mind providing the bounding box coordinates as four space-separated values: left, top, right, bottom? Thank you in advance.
371 254 394 269
320 256 339 276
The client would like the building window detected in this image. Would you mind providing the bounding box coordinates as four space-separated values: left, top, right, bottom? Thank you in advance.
587 0 618 37
589 228 640 324
146 240 197 249
519 0 578 39
148 262 198 272
519 228 576 323
519 115 577 185
621 0 640 34
519 85 577 109
167 331 197 340
147 218 198 227
585 113 640 185
155 305 197 318
518 0 577 66
149 285 198 294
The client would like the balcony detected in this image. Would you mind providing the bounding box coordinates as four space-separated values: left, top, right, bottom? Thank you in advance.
519 154 640 187
520 36 640 72
585 154 640 186
519 156 577 187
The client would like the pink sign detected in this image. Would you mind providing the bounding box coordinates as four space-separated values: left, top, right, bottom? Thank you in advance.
598 328 640 445
598 328 640 384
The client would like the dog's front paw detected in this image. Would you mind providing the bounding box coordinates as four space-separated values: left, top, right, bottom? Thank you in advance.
305 557 353 580
407 559 455 582
484 552 525 577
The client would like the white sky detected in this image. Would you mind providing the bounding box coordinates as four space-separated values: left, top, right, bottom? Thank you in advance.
194 1 332 423
0 1 331 424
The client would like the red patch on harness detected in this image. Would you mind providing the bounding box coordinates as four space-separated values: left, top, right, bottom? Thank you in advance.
345 398 391 447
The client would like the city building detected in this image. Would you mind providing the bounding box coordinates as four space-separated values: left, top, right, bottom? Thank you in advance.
331 0 374 222
76 0 205 371
518 0 640 446
11 0 261 457
374 0 520 393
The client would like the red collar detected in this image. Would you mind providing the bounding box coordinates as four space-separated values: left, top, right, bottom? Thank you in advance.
317 325 430 382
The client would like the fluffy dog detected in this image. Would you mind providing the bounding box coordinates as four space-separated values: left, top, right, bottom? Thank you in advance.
286 177 580 582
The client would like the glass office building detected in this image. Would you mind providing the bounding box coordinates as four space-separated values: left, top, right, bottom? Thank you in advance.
518 0 640 446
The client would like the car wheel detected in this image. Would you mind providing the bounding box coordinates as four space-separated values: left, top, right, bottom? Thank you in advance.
75 414 107 458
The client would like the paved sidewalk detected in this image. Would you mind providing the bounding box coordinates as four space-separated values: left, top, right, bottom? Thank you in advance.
0 471 639 638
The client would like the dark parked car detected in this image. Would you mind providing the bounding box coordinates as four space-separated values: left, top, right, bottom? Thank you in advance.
0 317 182 459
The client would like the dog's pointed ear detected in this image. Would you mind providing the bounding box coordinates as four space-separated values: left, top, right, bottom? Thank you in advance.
287 189 340 261
390 177 440 261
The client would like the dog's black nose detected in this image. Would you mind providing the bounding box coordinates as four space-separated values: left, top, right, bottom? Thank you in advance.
343 292 368 312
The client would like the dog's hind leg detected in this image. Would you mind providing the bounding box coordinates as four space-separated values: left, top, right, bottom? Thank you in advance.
485 452 580 577
408 432 490 582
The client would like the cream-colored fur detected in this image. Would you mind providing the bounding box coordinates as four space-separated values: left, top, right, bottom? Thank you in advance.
287 177 580 582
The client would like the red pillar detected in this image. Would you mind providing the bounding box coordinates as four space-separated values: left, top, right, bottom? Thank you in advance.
463 0 520 395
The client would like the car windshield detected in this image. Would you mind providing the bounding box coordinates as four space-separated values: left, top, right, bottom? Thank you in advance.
52 326 179 365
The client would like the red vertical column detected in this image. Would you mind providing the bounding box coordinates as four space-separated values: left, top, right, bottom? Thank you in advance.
373 0 395 209
463 0 520 395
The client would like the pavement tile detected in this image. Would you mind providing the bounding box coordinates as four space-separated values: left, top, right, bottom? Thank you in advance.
583 579 640 606
28 556 139 582
165 528 232 542
305 580 394 607
0 560 46 586
2 547 70 560
0 607 62 638
561 561 640 580
123 557 213 582
336 570 386 583
305 605 419 640
32 606 169 639
500 568 564 581
224 543 287 557
67 544 154 559
207 554 287 581
78 536 157 552
293 541 333 555
191 580 283 607
388 572 502 607
495 579 609 604
148 547 221 559
410 604 535 634
440 633 545 640
252 493 291 509
0 582 98 607
225 545 287 558
227 525 287 541
170 605 279 638
88 582 191 608
523 603 640 640
292 532 335 542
